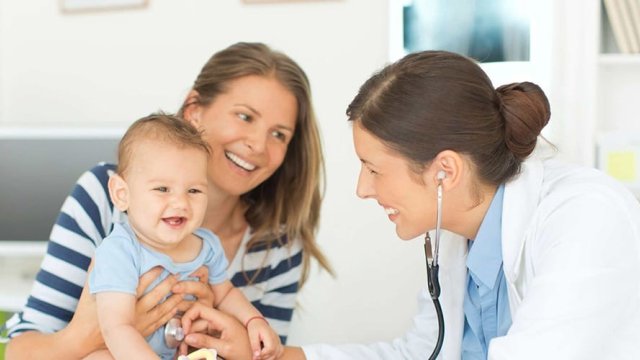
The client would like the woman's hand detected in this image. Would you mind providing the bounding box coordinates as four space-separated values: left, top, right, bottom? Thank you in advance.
171 266 216 314
64 264 182 356
179 303 253 360
133 266 183 337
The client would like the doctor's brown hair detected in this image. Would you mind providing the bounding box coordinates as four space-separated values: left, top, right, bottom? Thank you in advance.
346 50 551 185
179 42 332 285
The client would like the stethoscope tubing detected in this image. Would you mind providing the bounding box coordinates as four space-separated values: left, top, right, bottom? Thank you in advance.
425 178 445 359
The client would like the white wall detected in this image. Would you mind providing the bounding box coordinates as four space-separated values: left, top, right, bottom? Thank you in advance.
0 0 426 346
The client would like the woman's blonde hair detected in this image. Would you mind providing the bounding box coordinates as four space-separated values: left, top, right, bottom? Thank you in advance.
180 42 333 286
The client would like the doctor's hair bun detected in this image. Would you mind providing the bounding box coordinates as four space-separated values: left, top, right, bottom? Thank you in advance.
496 82 550 160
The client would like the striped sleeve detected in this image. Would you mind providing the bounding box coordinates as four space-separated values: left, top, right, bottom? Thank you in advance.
229 234 303 344
5 163 117 338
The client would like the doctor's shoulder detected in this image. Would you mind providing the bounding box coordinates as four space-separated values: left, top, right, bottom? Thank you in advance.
537 159 636 204
534 159 640 238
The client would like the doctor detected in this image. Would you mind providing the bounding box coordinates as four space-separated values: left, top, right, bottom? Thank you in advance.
180 50 640 360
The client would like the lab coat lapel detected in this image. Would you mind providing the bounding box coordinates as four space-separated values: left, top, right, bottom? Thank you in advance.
501 160 543 312
439 231 468 359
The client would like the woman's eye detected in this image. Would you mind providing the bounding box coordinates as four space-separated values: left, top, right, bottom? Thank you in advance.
154 187 169 192
367 167 378 175
237 112 251 122
271 130 287 142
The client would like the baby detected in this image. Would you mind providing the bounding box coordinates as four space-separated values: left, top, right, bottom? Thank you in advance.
86 113 281 360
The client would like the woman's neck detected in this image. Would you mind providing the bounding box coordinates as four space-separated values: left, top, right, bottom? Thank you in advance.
202 192 247 239
447 183 498 241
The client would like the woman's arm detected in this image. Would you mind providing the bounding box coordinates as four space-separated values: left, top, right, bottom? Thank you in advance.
6 164 116 358
6 265 183 359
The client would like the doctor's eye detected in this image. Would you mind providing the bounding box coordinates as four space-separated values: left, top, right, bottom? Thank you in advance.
237 112 252 122
365 167 378 175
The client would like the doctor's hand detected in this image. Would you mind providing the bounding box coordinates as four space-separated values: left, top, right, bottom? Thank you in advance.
171 265 216 314
179 303 253 360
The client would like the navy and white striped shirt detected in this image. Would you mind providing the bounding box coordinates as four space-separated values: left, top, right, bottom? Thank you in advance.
5 163 303 344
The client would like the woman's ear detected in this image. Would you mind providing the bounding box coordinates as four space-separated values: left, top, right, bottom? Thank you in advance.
183 90 202 128
424 150 465 189
108 174 130 212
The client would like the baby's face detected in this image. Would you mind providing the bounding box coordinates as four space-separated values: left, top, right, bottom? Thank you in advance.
124 139 209 253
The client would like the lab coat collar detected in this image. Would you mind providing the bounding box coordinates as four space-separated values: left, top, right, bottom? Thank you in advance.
440 160 543 359
501 160 544 288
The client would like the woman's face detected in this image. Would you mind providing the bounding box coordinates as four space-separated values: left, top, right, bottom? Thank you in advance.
353 122 435 240
188 75 297 196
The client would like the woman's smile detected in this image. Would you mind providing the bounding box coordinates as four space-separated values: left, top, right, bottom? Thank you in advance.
225 151 257 172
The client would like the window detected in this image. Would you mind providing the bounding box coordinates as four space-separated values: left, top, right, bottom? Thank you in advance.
388 0 556 141
398 0 531 63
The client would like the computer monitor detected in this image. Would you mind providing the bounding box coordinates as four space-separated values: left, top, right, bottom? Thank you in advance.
0 128 122 242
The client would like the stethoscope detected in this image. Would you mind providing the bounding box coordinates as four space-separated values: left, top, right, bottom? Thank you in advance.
165 317 218 360
423 170 446 359
164 317 185 348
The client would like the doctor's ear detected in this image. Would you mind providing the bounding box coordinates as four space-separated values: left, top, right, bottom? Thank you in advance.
108 174 130 212
426 150 465 188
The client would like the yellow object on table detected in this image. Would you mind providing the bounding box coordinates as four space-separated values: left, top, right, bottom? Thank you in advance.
177 348 218 360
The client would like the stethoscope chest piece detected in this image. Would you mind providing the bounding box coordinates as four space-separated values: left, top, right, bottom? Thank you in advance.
164 317 185 348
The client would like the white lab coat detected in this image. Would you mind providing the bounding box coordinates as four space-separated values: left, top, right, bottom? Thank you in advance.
303 159 640 359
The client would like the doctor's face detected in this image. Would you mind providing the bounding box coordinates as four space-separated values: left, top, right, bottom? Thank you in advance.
353 122 435 240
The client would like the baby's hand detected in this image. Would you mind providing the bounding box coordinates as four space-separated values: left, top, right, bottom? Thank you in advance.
245 316 282 360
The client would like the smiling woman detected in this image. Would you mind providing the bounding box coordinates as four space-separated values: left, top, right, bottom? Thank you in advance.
4 42 332 360
353 121 436 241
181 75 298 198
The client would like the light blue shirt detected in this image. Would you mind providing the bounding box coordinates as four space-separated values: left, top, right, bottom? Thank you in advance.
462 185 512 360
89 221 228 360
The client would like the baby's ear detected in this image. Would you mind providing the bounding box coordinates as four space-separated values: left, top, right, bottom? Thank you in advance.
108 174 130 212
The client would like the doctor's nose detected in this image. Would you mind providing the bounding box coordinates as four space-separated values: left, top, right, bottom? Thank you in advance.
356 170 375 199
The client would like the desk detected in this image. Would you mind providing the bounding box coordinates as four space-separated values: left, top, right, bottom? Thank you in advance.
0 242 47 312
